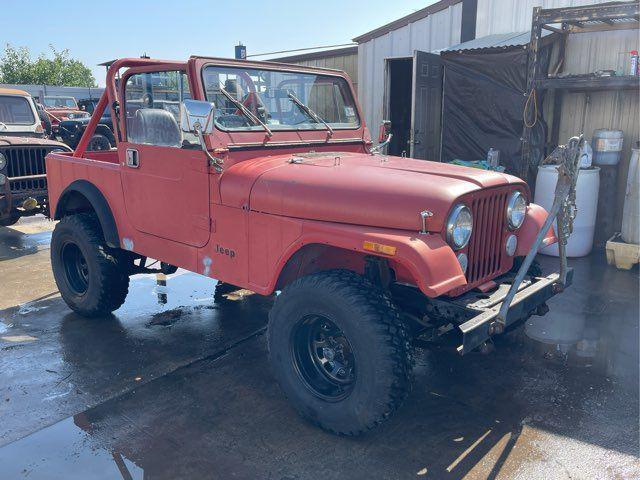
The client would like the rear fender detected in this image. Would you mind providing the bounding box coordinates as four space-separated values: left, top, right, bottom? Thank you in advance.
271 220 466 297
54 180 119 248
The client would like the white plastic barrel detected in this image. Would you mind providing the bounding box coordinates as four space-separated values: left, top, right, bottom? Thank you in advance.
535 165 600 257
621 147 640 244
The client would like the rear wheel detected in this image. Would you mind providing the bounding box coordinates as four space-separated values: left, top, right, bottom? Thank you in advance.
268 270 413 435
51 213 129 317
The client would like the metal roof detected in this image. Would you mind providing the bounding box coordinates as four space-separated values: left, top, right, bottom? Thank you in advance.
268 46 358 63
439 30 553 53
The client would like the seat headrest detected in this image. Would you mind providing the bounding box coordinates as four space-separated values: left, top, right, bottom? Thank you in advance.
129 108 182 147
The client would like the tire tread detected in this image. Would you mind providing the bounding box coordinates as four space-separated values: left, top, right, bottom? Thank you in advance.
268 269 413 436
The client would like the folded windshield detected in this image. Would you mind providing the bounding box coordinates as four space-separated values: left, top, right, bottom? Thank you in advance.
202 65 359 132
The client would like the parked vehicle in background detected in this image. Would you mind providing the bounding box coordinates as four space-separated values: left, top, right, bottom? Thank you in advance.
34 102 53 138
42 95 89 136
77 98 99 113
0 88 71 226
45 57 572 435
59 99 114 150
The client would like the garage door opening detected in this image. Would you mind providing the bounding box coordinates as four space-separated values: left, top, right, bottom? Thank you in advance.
386 58 413 157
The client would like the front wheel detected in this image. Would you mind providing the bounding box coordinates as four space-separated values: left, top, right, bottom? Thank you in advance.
268 270 413 435
0 216 19 227
51 213 129 317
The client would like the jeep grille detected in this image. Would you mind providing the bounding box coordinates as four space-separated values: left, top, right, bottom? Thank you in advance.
3 147 52 194
465 188 512 287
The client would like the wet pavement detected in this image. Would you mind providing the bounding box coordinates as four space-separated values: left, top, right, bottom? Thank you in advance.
0 218 638 479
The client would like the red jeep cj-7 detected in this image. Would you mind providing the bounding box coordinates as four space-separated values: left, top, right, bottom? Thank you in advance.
45 57 574 435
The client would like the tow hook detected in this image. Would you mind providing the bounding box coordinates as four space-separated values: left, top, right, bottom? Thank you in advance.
535 302 550 317
487 322 504 336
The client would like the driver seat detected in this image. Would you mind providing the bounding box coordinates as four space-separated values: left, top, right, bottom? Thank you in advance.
129 108 182 148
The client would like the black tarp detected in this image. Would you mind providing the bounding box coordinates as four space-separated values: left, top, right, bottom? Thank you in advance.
440 45 550 182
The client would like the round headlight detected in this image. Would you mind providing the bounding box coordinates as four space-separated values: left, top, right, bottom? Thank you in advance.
446 204 473 249
457 252 468 274
507 191 527 230
0 152 5 170
0 173 6 186
505 234 517 256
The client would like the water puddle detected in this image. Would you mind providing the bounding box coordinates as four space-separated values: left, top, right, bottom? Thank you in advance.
0 416 144 479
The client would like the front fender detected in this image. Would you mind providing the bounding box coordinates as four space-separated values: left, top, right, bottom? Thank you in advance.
515 203 557 256
270 220 466 298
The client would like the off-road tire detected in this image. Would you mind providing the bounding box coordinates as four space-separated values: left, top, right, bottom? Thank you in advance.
0 216 19 227
51 213 129 317
87 134 111 151
268 269 413 435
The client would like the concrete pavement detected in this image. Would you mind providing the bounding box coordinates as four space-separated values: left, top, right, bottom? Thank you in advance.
0 217 638 479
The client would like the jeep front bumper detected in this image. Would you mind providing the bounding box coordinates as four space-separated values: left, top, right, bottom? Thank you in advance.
455 268 573 354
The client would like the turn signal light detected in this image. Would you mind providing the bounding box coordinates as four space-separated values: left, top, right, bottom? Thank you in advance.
363 241 396 256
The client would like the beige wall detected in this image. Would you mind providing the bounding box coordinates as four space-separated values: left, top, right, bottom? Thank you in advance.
357 3 462 135
291 52 359 93
550 28 639 228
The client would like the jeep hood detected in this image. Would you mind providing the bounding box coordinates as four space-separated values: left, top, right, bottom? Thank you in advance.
220 152 525 232
0 135 69 148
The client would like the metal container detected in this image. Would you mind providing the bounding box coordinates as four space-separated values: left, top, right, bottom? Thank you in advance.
592 129 624 166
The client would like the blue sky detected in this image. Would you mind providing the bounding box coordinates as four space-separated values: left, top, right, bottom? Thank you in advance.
1 0 436 86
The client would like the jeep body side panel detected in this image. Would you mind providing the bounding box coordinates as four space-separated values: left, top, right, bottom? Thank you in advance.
46 151 199 272
118 142 211 248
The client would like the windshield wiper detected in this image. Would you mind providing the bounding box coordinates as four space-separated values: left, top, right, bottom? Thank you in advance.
287 91 333 137
217 85 272 137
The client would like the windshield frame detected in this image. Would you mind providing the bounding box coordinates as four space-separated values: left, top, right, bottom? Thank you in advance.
200 63 361 135
43 96 79 109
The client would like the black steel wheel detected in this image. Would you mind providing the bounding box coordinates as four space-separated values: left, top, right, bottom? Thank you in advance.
51 213 129 317
61 241 90 295
292 315 356 401
268 269 413 435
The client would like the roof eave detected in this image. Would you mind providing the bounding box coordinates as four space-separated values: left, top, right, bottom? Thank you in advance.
353 0 462 43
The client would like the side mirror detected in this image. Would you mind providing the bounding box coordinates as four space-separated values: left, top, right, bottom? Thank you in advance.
180 99 215 135
180 99 223 173
378 120 392 143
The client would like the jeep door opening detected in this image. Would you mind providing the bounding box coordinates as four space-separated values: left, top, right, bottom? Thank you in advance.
44 57 574 435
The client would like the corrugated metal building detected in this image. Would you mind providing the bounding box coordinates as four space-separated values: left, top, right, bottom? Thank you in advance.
354 0 463 139
354 0 638 161
476 0 603 35
0 83 104 102
352 0 638 232
269 46 359 92
474 0 639 228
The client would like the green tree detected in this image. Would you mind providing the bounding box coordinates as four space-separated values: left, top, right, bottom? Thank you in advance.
0 44 96 87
